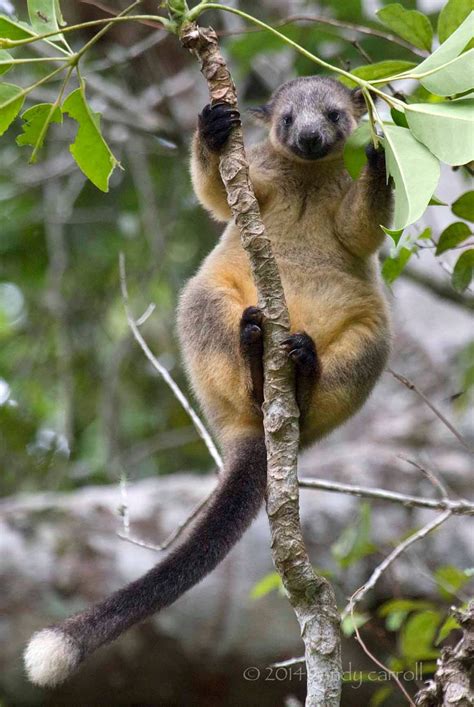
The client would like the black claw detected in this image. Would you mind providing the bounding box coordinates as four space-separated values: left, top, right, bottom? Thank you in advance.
242 306 264 327
199 102 241 153
281 332 319 375
365 141 386 170
240 307 264 355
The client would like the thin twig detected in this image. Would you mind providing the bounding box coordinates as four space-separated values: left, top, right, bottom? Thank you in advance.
119 475 131 535
388 368 473 453
119 252 223 470
298 478 474 515
135 303 156 327
342 509 453 620
117 476 215 552
272 656 306 668
345 511 454 705
398 455 449 500
217 14 427 57
351 40 398 96
78 0 164 28
352 615 416 706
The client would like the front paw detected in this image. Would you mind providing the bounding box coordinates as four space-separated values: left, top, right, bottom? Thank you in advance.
365 142 386 171
240 306 264 356
198 102 241 153
281 332 320 378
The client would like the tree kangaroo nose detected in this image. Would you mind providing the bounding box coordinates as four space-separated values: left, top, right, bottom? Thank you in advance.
298 131 323 154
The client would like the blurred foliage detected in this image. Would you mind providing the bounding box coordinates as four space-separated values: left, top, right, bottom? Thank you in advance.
0 0 472 504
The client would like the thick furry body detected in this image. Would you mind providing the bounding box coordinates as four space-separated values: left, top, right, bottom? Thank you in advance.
24 77 392 687
181 141 391 447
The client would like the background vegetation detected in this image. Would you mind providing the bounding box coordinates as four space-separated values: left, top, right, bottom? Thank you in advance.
0 1 472 705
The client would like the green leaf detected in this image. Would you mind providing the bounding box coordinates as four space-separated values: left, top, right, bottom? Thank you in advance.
381 225 404 246
420 48 474 96
452 249 474 291
391 107 408 128
419 227 432 240
429 195 447 206
383 125 440 230
378 598 436 617
343 122 370 179
435 614 461 644
405 101 474 166
0 13 68 54
377 4 433 51
0 49 12 75
28 0 65 43
413 12 474 78
382 247 413 283
436 222 471 254
62 85 118 192
370 686 394 707
250 572 282 599
400 610 441 661
452 190 474 221
386 610 408 631
16 102 62 159
331 502 376 568
341 612 369 637
0 83 24 136
339 60 417 88
435 565 471 599
0 14 36 41
438 0 474 44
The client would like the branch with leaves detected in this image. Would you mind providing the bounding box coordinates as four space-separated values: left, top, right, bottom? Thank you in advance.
1 1 472 293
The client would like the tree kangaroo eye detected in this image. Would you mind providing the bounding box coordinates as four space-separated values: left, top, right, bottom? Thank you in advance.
328 110 341 123
282 114 293 126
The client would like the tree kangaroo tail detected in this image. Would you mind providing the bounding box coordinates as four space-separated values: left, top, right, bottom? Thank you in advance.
24 435 267 687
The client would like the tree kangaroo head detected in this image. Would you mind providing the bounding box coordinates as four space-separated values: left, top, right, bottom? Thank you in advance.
249 75 367 162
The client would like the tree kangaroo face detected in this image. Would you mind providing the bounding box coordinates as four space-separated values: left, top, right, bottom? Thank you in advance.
251 76 367 163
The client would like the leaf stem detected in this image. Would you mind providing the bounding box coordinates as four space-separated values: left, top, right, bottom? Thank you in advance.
0 56 70 65
362 88 380 147
30 64 75 163
0 14 170 49
188 3 407 116
74 0 143 63
0 62 68 111
217 13 427 58
188 3 370 85
371 52 471 85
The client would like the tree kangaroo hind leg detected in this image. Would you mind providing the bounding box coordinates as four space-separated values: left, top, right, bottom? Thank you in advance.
281 332 321 421
240 306 265 408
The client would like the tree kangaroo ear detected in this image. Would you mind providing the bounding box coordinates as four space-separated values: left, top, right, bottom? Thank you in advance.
351 88 369 118
247 104 272 124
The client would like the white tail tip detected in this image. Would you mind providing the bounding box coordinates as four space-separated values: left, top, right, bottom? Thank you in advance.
24 629 81 687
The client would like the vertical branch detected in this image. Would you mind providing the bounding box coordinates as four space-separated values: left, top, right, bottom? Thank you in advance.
180 22 341 706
